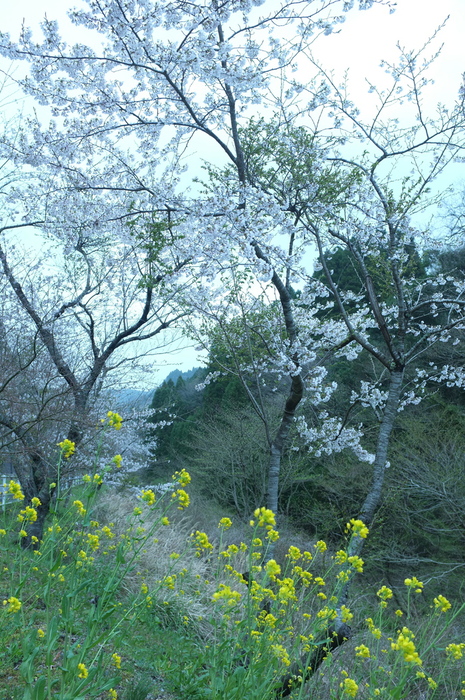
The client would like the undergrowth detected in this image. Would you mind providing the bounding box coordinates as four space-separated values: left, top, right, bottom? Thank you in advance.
1 415 465 700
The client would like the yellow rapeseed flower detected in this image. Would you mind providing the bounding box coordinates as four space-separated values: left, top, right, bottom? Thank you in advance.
192 530 213 553
335 550 348 564
340 677 359 697
278 578 297 603
253 507 276 527
111 653 121 669
265 527 279 542
433 594 451 613
265 559 281 578
348 555 364 572
141 489 156 505
341 605 353 623
73 500 86 517
3 597 21 613
31 497 41 507
87 533 100 551
377 585 393 601
173 469 191 486
77 663 88 678
445 642 465 660
218 517 232 529
111 454 123 468
365 618 382 639
8 481 24 500
404 577 423 593
18 506 38 523
287 546 301 560
347 518 369 538
173 489 190 509
271 644 291 667
355 644 371 658
107 411 123 429
57 439 76 458
391 627 422 665
212 584 241 606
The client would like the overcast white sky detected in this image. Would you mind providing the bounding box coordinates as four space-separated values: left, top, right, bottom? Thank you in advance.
2 0 464 102
1 0 464 382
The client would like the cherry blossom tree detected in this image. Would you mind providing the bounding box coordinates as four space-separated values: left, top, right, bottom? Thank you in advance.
0 0 394 540
0 166 194 542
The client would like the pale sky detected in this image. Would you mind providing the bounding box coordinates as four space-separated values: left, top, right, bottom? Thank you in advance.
1 0 464 383
2 0 464 99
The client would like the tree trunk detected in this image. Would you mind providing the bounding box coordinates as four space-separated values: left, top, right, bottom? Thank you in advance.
358 367 404 530
338 367 404 602
267 372 304 516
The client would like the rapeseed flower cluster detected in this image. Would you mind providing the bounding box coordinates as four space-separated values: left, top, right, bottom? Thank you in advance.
355 644 371 658
172 489 190 509
57 439 76 458
292 565 313 586
446 642 465 659
271 643 291 667
141 489 156 505
77 663 88 679
377 585 393 603
218 517 232 529
173 469 191 486
391 627 422 665
346 518 369 538
365 617 382 639
73 500 86 517
347 555 364 573
433 594 451 613
3 596 21 613
278 578 297 604
212 584 241 606
404 576 423 593
265 559 281 579
8 480 24 500
17 506 38 523
111 454 123 468
192 530 213 555
340 677 359 697
251 507 275 528
107 411 123 429
287 545 301 560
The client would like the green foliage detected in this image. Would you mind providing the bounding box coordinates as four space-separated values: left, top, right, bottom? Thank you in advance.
372 401 465 592
125 209 185 287
148 370 205 461
238 117 363 213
